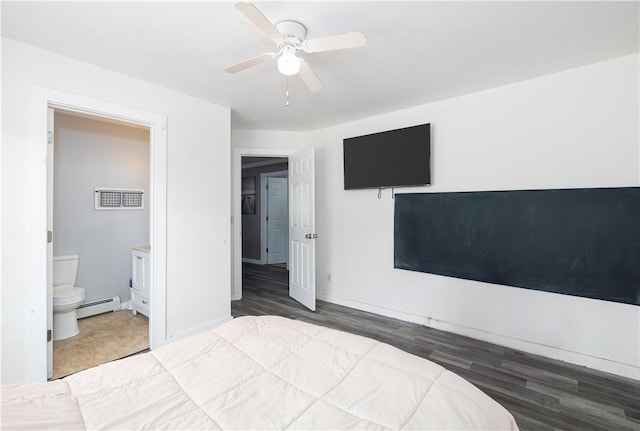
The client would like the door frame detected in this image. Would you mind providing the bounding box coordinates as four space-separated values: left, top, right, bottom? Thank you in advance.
260 170 288 265
28 85 168 381
232 148 296 300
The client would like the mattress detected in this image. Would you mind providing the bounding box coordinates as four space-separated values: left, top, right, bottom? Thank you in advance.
2 315 519 430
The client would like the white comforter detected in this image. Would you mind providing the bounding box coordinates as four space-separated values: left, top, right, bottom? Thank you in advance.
2 316 518 430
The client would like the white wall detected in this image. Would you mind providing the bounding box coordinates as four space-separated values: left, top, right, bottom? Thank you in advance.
231 130 307 152
1 38 231 383
306 54 639 379
54 112 150 304
228 56 640 378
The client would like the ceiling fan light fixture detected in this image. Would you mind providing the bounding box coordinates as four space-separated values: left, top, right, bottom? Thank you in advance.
227 3 366 92
277 45 301 76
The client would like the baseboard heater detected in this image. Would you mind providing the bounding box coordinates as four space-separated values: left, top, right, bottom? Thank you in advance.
76 296 121 319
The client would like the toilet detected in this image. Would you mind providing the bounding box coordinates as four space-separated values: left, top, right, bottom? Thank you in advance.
53 255 86 340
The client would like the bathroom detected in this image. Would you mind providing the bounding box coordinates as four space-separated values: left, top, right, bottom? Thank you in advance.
51 111 150 379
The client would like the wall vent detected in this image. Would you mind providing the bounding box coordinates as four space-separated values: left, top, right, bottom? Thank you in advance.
95 188 144 210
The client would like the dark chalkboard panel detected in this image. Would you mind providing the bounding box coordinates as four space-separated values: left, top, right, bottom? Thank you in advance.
394 187 640 305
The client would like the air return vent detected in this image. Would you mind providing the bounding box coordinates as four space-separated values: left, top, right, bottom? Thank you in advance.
95 188 144 210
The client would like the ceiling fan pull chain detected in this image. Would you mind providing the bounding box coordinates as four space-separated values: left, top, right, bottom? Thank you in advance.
286 76 291 107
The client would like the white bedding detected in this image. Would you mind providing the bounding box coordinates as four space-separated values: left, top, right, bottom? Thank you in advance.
2 316 518 430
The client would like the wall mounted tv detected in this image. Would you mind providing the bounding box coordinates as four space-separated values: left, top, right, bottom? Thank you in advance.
343 123 430 190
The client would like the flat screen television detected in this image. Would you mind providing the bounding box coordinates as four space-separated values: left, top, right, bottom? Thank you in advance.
343 123 430 190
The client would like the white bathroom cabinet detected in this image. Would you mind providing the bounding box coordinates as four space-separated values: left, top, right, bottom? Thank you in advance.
131 245 150 317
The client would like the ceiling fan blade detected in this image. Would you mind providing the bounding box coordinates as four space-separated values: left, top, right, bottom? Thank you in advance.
303 32 366 53
299 61 323 92
235 2 282 43
225 52 278 73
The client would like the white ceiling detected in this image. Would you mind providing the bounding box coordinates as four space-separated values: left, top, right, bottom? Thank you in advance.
2 1 638 131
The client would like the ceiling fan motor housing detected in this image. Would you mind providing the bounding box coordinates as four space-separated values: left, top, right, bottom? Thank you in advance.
276 20 307 51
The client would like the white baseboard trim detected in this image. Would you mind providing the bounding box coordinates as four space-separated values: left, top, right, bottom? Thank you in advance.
121 300 132 311
242 258 263 265
76 296 121 319
317 292 429 325
317 292 639 381
165 315 233 344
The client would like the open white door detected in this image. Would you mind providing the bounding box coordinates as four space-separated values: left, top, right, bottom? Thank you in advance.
46 108 54 378
289 148 316 311
267 177 288 265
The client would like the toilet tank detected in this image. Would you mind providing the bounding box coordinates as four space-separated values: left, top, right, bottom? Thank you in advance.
53 255 79 287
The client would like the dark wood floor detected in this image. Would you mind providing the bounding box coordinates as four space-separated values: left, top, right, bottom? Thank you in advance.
232 263 640 431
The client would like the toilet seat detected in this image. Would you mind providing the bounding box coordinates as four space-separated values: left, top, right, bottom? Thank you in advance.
53 286 85 306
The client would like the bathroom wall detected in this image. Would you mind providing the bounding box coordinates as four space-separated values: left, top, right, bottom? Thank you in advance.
53 112 150 304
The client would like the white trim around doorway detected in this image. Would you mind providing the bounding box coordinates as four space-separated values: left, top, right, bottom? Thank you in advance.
28 86 168 382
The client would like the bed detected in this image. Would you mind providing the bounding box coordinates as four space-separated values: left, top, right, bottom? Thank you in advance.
2 315 518 430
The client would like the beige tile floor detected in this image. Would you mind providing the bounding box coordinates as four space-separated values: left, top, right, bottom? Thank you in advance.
51 310 149 380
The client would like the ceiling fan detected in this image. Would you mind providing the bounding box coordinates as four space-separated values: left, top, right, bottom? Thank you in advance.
225 2 366 92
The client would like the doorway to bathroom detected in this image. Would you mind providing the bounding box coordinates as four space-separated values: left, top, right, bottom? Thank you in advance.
48 110 152 379
28 87 167 383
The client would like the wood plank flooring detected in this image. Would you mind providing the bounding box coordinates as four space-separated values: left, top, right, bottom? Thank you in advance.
232 263 640 431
